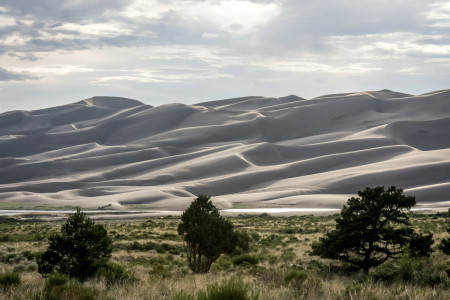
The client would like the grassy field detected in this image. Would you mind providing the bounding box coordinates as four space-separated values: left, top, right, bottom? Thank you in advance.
0 212 449 299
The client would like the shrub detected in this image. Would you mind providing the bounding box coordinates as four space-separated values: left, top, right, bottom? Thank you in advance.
284 269 307 284
284 269 323 297
250 232 260 242
280 249 296 264
232 254 259 266
21 250 41 261
149 264 172 279
197 277 258 300
43 273 69 299
371 250 448 287
178 195 239 273
211 256 232 272
37 208 113 281
95 262 135 285
0 271 20 290
230 231 251 253
43 273 97 300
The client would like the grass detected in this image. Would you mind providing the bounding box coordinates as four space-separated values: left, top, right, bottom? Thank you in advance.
0 213 448 299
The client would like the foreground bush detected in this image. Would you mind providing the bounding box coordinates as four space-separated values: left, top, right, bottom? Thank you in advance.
371 249 449 287
42 273 97 300
197 277 259 300
37 208 113 281
95 261 135 285
178 195 239 273
232 254 259 266
0 271 20 290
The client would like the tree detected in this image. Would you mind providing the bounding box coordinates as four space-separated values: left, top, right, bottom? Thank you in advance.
439 209 450 255
37 208 113 281
178 195 238 273
311 186 433 273
440 227 450 255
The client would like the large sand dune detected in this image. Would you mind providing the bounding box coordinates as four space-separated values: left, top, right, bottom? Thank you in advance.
0 90 449 210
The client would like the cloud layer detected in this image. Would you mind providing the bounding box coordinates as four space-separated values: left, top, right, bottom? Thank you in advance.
0 0 449 112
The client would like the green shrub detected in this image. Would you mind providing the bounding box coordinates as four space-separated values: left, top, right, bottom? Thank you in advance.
95 262 135 285
280 249 296 264
37 209 113 281
211 256 232 272
149 264 172 279
232 254 259 266
284 269 323 297
371 262 397 283
43 273 97 300
197 277 258 300
280 228 296 234
371 253 448 287
250 232 260 242
230 246 244 257
0 271 20 289
22 250 42 261
284 269 307 284
178 195 239 273
147 255 174 278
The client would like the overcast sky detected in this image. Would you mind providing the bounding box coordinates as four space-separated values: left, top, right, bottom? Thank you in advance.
0 0 449 112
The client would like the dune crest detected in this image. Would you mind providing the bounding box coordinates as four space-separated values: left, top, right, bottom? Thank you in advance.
0 91 449 210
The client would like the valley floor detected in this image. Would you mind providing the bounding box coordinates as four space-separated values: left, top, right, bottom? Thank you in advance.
1 213 450 299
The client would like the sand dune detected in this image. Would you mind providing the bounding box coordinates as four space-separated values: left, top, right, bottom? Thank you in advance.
0 90 449 210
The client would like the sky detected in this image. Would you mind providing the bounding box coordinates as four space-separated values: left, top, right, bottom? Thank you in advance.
0 0 449 112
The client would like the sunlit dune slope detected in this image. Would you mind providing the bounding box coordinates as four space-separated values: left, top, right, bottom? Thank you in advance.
0 90 449 209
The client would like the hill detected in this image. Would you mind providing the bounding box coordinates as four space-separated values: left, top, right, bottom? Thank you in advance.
0 91 449 210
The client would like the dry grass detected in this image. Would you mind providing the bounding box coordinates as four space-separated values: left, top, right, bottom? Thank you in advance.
0 213 449 299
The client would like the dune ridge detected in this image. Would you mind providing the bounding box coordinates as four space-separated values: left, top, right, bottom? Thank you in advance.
0 90 449 210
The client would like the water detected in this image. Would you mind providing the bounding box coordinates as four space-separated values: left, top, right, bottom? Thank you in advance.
0 208 341 216
221 208 340 213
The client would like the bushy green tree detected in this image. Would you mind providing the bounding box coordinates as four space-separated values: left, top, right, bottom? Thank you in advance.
37 208 113 281
178 195 239 273
311 186 433 273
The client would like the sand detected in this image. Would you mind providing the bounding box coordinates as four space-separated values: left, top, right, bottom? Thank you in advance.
0 90 449 210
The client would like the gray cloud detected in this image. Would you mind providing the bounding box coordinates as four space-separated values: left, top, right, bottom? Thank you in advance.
2 0 128 23
0 67 37 81
2 0 447 57
8 52 39 61
0 0 449 113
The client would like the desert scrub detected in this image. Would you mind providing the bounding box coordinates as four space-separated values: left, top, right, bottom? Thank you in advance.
0 213 449 299
0 271 20 290
95 261 136 285
232 254 259 266
42 273 98 300
197 277 259 300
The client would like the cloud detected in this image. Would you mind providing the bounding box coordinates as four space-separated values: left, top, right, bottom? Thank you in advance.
0 0 449 113
93 68 235 84
122 0 281 35
0 67 37 81
0 0 282 56
202 32 222 39
426 2 450 27
7 52 39 61
12 65 96 76
324 33 450 60
0 15 16 27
